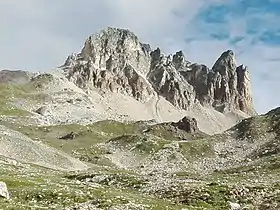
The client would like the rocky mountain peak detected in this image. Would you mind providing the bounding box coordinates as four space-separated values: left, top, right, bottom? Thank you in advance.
61 27 155 102
212 50 237 76
61 28 256 116
81 27 142 58
172 51 189 70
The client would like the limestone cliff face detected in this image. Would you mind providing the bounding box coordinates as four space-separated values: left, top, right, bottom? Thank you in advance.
61 27 256 116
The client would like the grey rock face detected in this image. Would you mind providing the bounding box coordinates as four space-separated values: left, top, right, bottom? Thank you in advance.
148 49 256 115
148 48 195 110
62 27 154 103
236 65 255 115
61 27 256 116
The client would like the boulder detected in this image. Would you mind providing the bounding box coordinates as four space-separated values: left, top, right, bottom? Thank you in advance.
35 106 48 115
171 117 198 133
0 182 9 199
228 201 241 210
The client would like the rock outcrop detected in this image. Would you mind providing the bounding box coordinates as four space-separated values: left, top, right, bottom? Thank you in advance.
171 116 199 133
61 27 256 116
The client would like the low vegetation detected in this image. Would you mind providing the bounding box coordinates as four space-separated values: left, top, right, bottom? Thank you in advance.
1 81 280 209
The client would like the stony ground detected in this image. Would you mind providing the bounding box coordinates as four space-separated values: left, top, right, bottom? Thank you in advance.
0 72 280 209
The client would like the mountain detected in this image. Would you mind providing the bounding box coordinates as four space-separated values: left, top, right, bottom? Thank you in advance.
61 27 255 115
2 27 280 210
59 27 256 134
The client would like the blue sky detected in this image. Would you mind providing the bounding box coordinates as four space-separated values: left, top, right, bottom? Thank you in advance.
182 0 280 113
0 0 280 113
189 0 280 44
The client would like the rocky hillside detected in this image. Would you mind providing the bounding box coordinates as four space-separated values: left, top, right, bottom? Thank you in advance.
61 27 256 116
3 27 279 210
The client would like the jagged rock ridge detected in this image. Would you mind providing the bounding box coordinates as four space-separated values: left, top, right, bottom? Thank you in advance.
61 27 256 116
